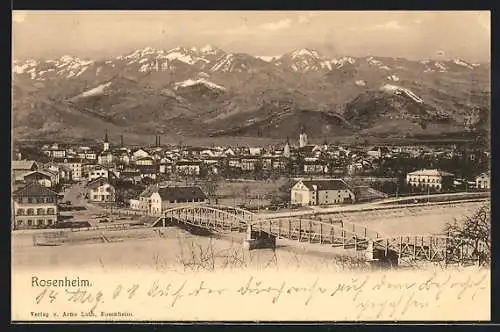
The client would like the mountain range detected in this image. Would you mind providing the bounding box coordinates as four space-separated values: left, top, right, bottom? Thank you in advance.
12 45 491 144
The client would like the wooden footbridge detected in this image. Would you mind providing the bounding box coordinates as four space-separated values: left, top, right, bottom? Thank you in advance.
153 204 489 266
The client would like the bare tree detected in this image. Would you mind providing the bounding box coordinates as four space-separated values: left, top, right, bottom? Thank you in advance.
201 175 220 204
241 185 250 207
444 204 490 266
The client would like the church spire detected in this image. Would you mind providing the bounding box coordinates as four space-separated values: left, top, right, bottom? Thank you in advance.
103 129 110 152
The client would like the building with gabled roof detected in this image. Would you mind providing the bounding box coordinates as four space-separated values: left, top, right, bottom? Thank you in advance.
291 179 355 206
475 171 490 190
130 185 207 216
22 170 57 188
86 177 115 203
12 182 59 230
12 160 40 182
87 165 109 181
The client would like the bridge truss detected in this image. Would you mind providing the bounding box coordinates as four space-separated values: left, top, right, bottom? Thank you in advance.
150 204 490 265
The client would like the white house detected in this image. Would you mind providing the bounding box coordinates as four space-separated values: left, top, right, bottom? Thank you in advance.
291 179 355 206
12 160 40 182
131 185 208 216
248 147 262 156
175 161 201 175
224 148 235 157
55 158 83 180
98 152 114 166
86 177 115 203
88 166 109 181
135 156 154 166
132 148 151 161
475 172 490 190
22 171 56 188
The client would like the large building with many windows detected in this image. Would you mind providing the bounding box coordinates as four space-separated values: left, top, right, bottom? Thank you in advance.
12 182 58 230
406 169 455 192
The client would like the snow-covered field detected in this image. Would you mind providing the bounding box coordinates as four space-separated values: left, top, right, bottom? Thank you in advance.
324 200 486 237
12 228 368 273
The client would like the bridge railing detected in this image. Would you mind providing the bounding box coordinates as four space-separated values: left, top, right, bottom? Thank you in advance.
162 205 249 232
250 217 374 250
372 235 490 265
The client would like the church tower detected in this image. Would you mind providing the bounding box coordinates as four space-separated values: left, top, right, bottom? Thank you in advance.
103 130 109 152
284 137 291 158
322 139 328 152
299 126 308 148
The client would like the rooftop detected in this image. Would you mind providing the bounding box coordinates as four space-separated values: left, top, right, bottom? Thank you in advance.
157 186 207 202
23 170 53 179
139 185 159 198
300 179 351 191
12 160 38 170
13 182 58 197
407 169 454 177
86 177 111 189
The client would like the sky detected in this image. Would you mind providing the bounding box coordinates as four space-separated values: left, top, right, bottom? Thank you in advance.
12 11 491 62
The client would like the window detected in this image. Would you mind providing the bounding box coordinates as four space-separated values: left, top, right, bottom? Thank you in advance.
36 208 45 215
93 195 98 200
27 208 34 216
16 209 25 216
47 208 55 215
27 220 33 226
28 197 33 204
17 220 23 226
37 219 44 226
17 197 23 204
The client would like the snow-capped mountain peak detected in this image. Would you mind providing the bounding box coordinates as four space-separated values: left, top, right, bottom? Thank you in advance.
164 47 209 64
118 46 165 60
334 56 356 68
12 45 485 82
381 84 423 103
290 48 322 60
276 48 338 72
453 58 474 69
200 44 218 54
174 78 226 91
255 55 281 62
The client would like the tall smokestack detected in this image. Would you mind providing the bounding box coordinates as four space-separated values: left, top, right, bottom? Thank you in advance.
155 135 158 147
158 135 161 147
120 135 124 147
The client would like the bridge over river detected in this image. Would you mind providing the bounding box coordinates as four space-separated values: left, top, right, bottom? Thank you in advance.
150 204 488 267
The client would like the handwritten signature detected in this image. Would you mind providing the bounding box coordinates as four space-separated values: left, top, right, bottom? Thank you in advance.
33 272 489 317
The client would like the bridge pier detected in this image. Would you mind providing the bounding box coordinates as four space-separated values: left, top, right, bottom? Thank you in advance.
365 240 399 268
243 224 276 250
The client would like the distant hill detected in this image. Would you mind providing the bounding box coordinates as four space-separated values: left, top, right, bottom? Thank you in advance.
12 45 490 142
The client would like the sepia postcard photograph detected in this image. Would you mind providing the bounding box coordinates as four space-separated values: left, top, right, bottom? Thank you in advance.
11 10 491 322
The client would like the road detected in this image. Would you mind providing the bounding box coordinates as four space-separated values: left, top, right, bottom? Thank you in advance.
257 192 490 219
61 181 109 219
377 191 489 204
